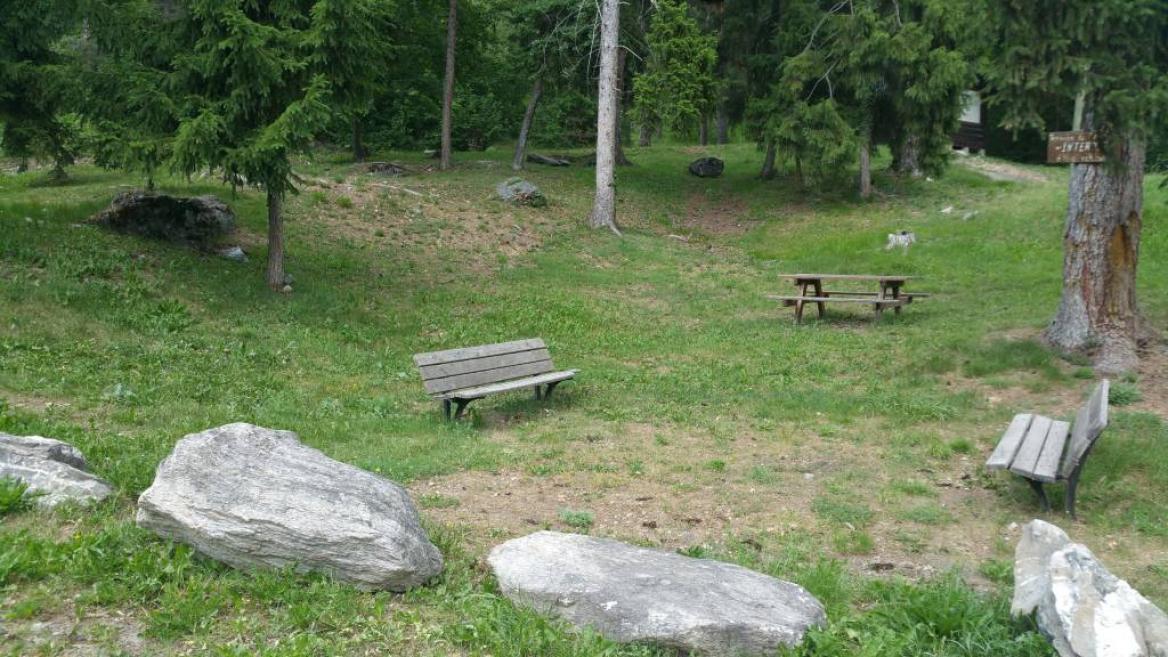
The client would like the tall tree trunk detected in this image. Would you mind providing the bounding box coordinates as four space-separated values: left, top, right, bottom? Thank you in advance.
759 140 776 180
588 0 621 235
613 47 631 166
715 106 729 144
266 188 286 291
698 114 709 146
894 134 922 177
638 122 652 147
858 138 872 199
439 0 458 171
1045 131 1147 374
512 77 543 171
352 116 366 163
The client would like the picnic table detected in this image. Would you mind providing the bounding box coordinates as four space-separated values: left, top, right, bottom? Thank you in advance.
768 273 926 323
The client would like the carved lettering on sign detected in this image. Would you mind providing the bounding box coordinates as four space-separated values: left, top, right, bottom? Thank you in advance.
1047 132 1105 163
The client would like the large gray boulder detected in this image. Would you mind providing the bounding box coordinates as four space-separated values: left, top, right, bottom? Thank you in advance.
0 433 112 507
1013 519 1168 657
136 423 443 591
496 177 547 207
92 191 235 249
488 531 825 656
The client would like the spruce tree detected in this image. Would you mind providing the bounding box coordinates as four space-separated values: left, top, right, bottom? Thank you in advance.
631 0 717 143
0 0 80 178
985 0 1168 372
170 0 331 291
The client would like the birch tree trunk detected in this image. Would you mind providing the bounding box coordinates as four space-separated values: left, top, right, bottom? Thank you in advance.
613 47 631 166
439 0 458 171
638 122 652 147
512 77 543 171
352 116 366 163
858 138 872 199
588 0 621 234
716 106 729 144
1045 130 1147 374
759 140 776 180
265 188 285 291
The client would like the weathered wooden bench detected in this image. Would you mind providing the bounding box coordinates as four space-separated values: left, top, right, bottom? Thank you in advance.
413 338 578 420
766 294 907 322
985 380 1109 518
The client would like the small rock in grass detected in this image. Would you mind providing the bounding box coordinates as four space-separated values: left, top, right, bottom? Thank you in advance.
496 178 547 207
0 433 112 507
688 157 724 178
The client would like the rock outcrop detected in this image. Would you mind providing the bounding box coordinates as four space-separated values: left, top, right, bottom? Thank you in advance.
136 423 443 591
488 531 825 656
92 192 235 249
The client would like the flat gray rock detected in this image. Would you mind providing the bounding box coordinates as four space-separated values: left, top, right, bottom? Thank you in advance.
488 531 825 656
136 423 443 591
0 434 112 507
1013 519 1168 657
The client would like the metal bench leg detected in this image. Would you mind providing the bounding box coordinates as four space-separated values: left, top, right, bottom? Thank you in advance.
453 398 472 420
442 399 452 421
1027 479 1051 513
544 381 561 400
533 385 543 400
1065 468 1083 520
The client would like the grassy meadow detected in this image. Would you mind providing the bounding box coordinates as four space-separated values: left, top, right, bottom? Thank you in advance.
1 142 1166 656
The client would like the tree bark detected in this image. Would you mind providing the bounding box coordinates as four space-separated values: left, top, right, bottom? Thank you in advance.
638 122 652 147
265 187 286 291
352 116 366 163
716 106 729 144
893 134 922 177
858 138 872 199
1045 131 1147 374
512 77 543 171
588 0 621 235
613 46 631 166
759 140 776 180
698 114 709 146
439 0 458 171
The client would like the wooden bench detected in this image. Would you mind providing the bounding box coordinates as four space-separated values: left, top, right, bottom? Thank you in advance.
985 380 1109 518
767 295 906 322
413 338 578 420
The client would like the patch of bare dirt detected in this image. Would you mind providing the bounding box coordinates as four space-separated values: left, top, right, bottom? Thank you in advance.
957 157 1050 184
1130 342 1168 417
290 171 553 276
0 596 148 656
680 193 758 236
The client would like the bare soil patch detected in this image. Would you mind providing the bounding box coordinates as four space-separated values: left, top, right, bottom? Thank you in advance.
957 157 1050 184
681 193 758 236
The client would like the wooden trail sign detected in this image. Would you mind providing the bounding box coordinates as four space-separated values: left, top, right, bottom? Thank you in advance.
1048 131 1105 163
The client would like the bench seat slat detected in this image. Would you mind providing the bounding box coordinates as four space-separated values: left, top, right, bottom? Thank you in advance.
986 413 1033 470
437 370 578 400
1031 420 1071 482
1009 416 1053 479
418 348 551 381
766 295 906 306
423 359 556 395
413 338 546 367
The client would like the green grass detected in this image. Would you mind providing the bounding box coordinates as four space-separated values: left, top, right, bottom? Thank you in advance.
1 143 1165 654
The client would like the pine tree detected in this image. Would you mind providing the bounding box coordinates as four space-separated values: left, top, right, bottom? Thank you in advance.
170 0 331 292
0 0 81 179
985 0 1168 373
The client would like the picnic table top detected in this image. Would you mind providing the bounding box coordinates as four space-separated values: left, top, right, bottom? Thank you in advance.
779 273 914 282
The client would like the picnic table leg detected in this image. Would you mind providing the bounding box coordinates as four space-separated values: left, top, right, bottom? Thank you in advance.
813 280 826 318
890 283 903 315
1027 479 1052 513
794 299 805 324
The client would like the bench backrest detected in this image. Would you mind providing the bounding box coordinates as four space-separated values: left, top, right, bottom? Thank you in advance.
413 338 555 396
1059 380 1109 478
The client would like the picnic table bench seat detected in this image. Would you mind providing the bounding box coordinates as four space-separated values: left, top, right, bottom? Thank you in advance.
413 338 577 420
985 380 1109 518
